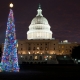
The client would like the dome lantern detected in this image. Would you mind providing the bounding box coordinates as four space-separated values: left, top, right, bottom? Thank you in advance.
38 3 41 9
36 4 43 17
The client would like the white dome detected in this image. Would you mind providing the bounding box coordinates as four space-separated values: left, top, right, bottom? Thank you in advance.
27 5 53 40
31 16 48 25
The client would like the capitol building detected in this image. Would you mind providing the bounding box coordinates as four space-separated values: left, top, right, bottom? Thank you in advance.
2 5 78 64
27 5 52 40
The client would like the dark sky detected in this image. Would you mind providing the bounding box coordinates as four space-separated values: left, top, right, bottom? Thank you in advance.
0 0 80 43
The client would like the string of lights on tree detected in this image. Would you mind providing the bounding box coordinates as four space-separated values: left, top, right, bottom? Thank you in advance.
0 3 19 72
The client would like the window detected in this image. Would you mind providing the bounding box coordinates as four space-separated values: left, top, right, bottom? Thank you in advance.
45 47 48 50
28 47 31 50
28 43 31 45
41 53 42 54
28 52 30 54
25 56 27 60
33 47 35 50
37 47 39 50
62 50 64 53
21 48 23 50
33 51 34 53
37 51 39 54
45 43 47 45
40 56 42 60
70 46 72 48
35 56 38 60
70 50 71 52
49 56 52 60
40 47 42 50
30 56 32 60
21 56 23 58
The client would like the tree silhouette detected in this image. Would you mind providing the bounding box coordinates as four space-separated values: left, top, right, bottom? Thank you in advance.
71 46 80 59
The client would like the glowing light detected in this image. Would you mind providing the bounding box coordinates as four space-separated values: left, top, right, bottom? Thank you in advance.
35 56 38 59
17 44 18 47
47 56 48 57
28 52 30 54
64 56 66 58
75 59 77 61
37 47 39 50
63 40 68 43
45 59 47 60
78 60 80 62
41 53 42 54
21 56 23 58
9 3 13 8
37 51 39 53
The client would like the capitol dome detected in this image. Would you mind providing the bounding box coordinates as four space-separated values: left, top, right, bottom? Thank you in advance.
27 5 52 39
31 16 48 25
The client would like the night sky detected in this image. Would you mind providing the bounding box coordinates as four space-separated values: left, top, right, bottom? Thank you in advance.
0 0 80 44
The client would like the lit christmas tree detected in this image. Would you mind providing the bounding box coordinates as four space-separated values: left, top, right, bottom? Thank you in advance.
1 3 19 72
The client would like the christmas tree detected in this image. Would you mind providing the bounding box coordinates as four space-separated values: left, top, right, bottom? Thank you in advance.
1 4 19 72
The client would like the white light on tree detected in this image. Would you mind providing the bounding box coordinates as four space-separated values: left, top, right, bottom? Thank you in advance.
9 3 13 8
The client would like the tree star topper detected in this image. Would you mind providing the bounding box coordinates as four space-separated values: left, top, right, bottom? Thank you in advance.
9 3 13 8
